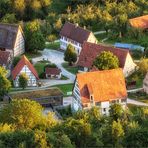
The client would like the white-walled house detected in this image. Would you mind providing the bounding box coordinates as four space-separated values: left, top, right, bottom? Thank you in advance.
0 23 25 57
77 42 136 77
72 69 127 115
45 67 62 79
60 22 97 55
12 55 39 87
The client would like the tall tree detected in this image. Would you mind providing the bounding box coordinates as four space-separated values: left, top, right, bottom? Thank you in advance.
0 99 44 129
64 44 77 66
24 20 45 53
93 51 119 70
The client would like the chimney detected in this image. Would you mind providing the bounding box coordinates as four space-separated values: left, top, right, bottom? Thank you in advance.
83 26 86 29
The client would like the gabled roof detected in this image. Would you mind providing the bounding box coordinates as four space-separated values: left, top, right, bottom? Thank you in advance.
129 15 148 29
45 67 61 75
12 55 39 80
60 22 91 44
76 69 127 104
77 42 130 69
0 23 23 50
0 51 11 66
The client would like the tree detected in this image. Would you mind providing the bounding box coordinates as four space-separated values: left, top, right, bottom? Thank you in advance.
1 13 17 23
93 51 119 70
0 99 44 129
138 58 148 75
0 67 11 99
109 104 123 121
112 119 124 146
24 20 45 53
60 118 91 147
19 73 28 89
64 44 77 66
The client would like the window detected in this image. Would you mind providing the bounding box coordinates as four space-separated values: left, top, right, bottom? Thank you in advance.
90 96 93 101
95 102 101 106
103 108 106 112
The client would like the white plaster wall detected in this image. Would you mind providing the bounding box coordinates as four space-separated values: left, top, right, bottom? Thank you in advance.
14 29 25 57
123 53 136 77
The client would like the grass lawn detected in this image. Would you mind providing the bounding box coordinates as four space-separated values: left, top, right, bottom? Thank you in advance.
61 75 68 80
126 71 144 89
52 84 73 96
95 33 107 42
62 62 78 75
128 92 148 104
25 52 42 60
34 61 49 78
45 42 60 50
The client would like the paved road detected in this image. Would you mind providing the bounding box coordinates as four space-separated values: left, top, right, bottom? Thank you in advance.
127 98 148 106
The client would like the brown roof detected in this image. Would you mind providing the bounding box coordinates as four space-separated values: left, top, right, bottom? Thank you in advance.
12 55 39 80
45 67 61 75
129 15 148 29
76 69 127 104
60 22 91 44
77 42 129 69
0 23 20 49
0 51 11 66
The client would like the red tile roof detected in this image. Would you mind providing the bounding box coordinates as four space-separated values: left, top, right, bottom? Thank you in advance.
0 51 11 66
77 42 129 69
76 69 127 104
60 22 91 44
45 67 61 75
129 15 148 29
12 55 39 80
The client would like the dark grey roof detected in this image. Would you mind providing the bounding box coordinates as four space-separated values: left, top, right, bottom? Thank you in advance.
60 22 91 44
0 23 19 49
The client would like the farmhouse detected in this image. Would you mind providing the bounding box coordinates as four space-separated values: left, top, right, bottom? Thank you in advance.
77 42 136 77
129 15 148 30
0 50 11 69
60 22 97 54
12 55 39 87
45 67 62 79
72 69 127 115
0 23 25 57
10 88 63 107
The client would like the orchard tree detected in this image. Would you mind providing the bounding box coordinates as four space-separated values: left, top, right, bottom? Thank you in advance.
24 20 45 53
0 67 11 99
112 119 124 146
93 51 119 70
0 99 44 129
64 44 77 66
19 73 28 89
109 104 123 121
138 58 148 75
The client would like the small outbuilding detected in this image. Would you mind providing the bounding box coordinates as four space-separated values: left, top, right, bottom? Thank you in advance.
45 67 62 79
10 88 63 107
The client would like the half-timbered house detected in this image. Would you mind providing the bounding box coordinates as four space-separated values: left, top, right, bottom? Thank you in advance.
12 55 39 87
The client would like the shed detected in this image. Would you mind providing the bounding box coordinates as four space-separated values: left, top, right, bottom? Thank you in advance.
10 88 63 107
